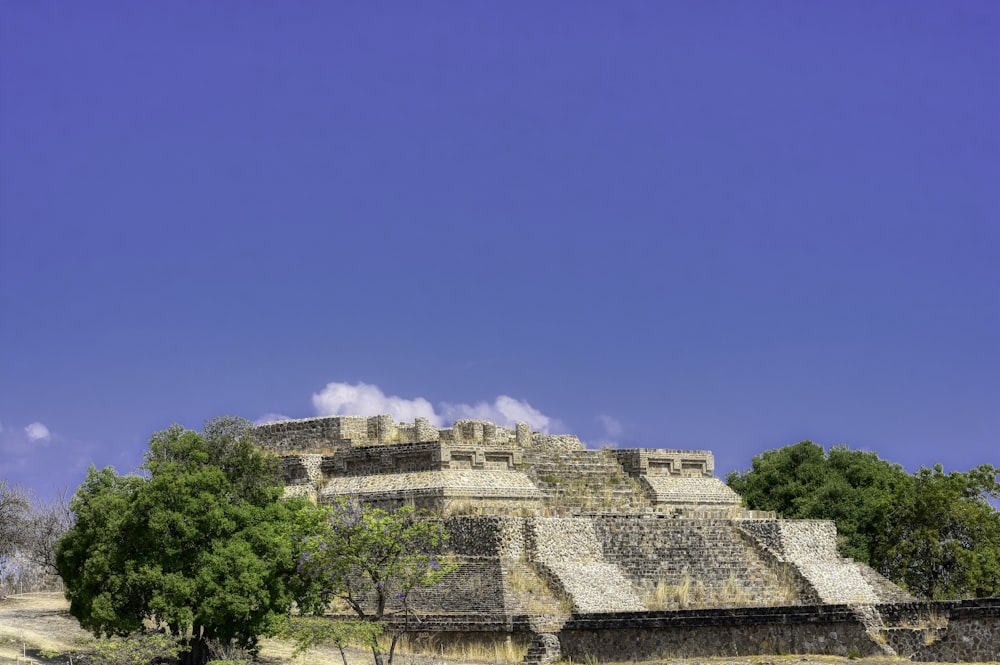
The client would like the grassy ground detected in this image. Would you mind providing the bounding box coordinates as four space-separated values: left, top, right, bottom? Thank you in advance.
1 594 996 665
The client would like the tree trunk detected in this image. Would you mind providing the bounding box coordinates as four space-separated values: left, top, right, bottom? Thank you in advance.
180 635 209 665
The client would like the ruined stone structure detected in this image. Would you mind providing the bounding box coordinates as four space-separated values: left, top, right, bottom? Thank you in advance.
255 415 1000 663
257 414 745 517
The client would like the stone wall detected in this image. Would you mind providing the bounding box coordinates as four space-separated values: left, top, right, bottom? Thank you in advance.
387 601 999 663
378 515 890 620
519 447 650 512
257 415 746 516
552 600 1000 663
910 599 1000 662
591 516 807 608
613 448 715 477
559 606 885 660
255 414 586 454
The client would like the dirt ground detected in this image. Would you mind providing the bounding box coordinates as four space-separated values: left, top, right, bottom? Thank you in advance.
0 593 995 665
0 593 478 665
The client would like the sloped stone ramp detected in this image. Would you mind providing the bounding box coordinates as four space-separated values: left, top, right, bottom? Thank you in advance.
526 517 646 613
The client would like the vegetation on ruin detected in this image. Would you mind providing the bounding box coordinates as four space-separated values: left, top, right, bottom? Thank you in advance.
55 417 310 665
727 441 1000 599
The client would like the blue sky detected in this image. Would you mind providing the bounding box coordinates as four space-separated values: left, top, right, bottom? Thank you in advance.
1 2 997 499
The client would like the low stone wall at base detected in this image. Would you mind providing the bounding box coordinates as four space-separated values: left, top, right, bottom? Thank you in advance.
910 599 1000 662
559 606 883 661
379 599 1000 663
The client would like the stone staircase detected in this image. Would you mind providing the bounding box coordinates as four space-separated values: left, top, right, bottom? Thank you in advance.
796 561 879 604
521 448 650 512
525 517 647 612
737 520 923 605
856 562 920 603
523 633 561 665
775 521 882 604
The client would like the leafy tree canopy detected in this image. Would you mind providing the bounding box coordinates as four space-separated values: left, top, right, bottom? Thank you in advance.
876 464 1000 599
727 442 1000 599
57 417 307 664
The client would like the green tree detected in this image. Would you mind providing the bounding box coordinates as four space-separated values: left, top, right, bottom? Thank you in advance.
295 499 452 665
57 417 306 665
279 616 383 665
726 442 909 562
727 442 1000 598
874 464 1000 599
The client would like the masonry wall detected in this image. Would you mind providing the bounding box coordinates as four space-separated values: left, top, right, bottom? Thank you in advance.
258 415 753 516
540 602 999 663
406 557 509 617
910 599 1000 662
255 415 582 455
393 515 908 619
559 606 885 660
346 517 516 621
590 515 809 608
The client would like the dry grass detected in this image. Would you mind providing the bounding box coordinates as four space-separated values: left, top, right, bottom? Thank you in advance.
645 570 799 611
645 575 710 610
393 635 526 664
506 563 568 615
0 593 91 661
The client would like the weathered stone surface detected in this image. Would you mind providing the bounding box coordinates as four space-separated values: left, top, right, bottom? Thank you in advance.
738 520 893 605
257 414 746 516
526 518 645 613
640 476 744 507
254 414 1000 663
319 470 543 500
911 599 1000 662
524 632 560 665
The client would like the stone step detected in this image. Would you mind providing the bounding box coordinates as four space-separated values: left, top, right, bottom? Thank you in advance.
523 633 561 665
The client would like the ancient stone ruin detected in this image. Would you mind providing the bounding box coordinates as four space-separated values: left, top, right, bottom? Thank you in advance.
255 415 1000 664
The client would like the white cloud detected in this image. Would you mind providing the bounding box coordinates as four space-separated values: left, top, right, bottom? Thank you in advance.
313 382 440 425
311 381 559 433
24 422 51 442
254 413 292 426
597 414 623 439
440 395 554 432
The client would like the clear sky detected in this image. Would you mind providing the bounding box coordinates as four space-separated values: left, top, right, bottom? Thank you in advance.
2 2 997 499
